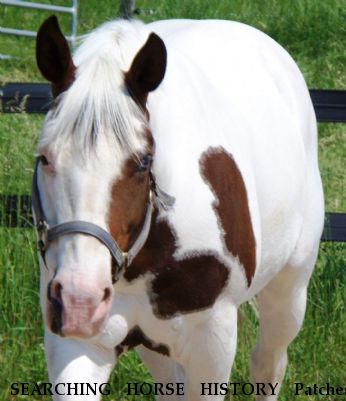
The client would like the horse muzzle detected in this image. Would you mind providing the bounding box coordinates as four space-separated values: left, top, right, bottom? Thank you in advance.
47 276 113 338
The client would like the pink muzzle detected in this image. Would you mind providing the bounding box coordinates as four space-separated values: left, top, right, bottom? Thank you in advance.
47 276 113 338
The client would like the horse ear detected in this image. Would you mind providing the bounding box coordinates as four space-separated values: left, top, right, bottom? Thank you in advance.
36 15 76 97
125 33 167 107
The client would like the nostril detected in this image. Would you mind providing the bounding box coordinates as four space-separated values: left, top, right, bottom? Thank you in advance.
49 280 63 303
102 287 112 302
47 279 63 334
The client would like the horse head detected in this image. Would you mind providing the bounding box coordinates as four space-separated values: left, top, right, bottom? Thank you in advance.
34 16 167 339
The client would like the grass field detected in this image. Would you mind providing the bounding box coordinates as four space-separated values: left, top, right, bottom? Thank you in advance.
0 1 345 400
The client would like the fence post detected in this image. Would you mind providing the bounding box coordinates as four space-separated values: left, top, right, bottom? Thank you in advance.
120 0 136 19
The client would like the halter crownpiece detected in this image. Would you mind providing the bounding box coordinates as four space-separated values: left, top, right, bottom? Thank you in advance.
31 159 175 279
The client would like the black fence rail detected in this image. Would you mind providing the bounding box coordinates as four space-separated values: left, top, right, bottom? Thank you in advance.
1 83 52 113
0 194 345 242
309 89 346 123
1 83 345 242
2 83 346 122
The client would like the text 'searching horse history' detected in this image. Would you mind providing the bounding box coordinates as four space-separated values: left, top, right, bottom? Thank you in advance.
32 15 324 401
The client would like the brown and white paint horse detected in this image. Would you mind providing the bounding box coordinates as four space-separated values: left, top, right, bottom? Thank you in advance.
33 15 324 401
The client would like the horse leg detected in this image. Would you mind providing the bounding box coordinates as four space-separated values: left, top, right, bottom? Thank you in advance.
45 330 115 400
251 164 323 401
250 255 317 401
137 346 186 401
181 301 238 401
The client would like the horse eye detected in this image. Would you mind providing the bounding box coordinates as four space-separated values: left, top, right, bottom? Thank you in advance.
137 155 153 172
39 155 49 166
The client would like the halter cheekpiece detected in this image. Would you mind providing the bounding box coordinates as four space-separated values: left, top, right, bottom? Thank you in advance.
31 159 175 279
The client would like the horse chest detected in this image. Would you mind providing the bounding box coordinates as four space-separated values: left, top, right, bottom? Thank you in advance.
121 217 229 319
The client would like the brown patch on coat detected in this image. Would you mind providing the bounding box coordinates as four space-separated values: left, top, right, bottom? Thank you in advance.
150 253 229 318
123 212 175 281
125 214 229 318
199 147 256 286
108 142 153 252
115 326 170 357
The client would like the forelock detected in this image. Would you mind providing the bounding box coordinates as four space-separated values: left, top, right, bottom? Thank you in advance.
39 20 151 160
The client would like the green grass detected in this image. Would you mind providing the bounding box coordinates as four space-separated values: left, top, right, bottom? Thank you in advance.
0 1 345 400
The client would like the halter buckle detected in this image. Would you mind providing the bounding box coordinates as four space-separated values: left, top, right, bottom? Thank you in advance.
37 219 48 232
36 220 49 252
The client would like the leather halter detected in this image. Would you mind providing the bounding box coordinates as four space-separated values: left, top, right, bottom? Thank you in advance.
31 159 175 279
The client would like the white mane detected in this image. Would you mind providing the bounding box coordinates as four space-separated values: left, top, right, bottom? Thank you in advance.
40 20 151 158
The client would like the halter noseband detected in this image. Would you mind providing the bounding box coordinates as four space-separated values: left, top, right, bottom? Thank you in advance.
31 159 175 279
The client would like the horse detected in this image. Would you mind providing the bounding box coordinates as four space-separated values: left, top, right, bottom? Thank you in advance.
32 15 324 401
